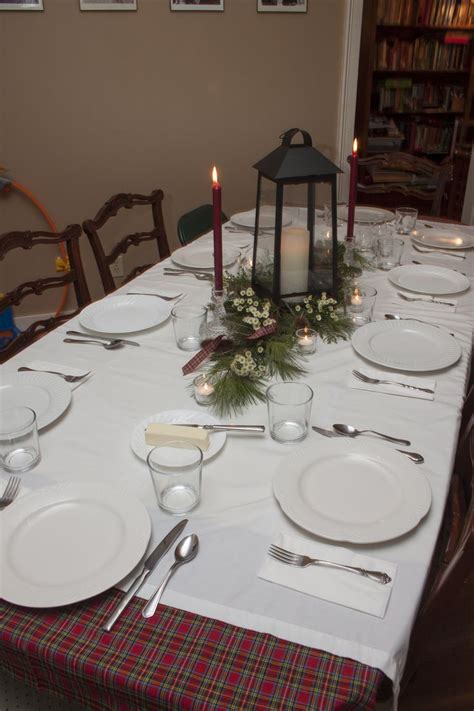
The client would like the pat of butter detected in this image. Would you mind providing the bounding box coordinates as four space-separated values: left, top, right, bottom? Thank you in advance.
145 423 210 451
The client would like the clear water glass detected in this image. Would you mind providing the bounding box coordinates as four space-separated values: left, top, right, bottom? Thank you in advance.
0 406 40 473
266 382 313 443
354 228 377 265
171 303 207 351
147 442 202 515
395 207 418 235
377 236 404 270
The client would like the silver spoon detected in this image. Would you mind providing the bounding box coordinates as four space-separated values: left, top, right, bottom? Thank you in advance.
333 423 411 446
63 338 123 350
384 313 455 337
142 534 199 618
312 426 424 463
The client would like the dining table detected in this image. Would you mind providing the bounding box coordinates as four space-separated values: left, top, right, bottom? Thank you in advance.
0 209 473 710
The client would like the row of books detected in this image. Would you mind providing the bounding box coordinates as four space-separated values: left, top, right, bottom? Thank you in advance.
375 80 465 112
400 119 454 152
376 37 470 70
377 0 473 26
367 116 405 151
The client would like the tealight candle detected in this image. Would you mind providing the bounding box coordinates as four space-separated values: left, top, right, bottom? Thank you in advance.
193 374 215 406
296 327 317 355
350 287 364 313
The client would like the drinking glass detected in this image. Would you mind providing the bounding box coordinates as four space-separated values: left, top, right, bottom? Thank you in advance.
0 406 40 473
395 207 418 235
266 382 313 443
377 236 404 270
346 285 377 328
354 228 377 265
171 303 207 351
147 442 202 515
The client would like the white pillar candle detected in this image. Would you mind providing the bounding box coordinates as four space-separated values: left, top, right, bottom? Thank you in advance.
280 227 310 294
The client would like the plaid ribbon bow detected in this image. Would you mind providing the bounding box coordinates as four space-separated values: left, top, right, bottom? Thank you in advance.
182 335 224 376
246 321 277 340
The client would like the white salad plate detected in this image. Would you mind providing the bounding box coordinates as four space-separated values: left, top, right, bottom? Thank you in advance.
388 264 470 295
0 482 151 607
0 372 71 429
79 294 171 335
352 320 461 372
131 409 227 463
412 229 474 251
171 244 241 270
338 205 395 224
230 208 292 230
273 438 431 543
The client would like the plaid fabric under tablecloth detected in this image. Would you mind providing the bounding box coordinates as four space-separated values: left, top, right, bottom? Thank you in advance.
0 590 384 710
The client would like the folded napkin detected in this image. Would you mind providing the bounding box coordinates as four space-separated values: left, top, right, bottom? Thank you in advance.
348 366 435 401
259 534 396 618
393 293 458 312
25 360 91 390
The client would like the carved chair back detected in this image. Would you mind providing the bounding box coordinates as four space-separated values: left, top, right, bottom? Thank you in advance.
0 225 91 362
82 190 170 295
357 152 453 216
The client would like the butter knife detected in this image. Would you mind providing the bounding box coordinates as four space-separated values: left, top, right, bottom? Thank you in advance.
66 331 140 347
170 424 265 433
311 426 424 463
102 519 188 632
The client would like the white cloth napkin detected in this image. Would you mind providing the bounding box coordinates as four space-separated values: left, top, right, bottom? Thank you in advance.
25 360 91 390
259 534 397 618
393 293 458 312
348 366 435 401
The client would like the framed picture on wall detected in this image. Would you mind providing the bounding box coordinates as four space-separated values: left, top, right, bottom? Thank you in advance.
170 0 224 11
0 0 43 10
257 0 307 12
79 0 137 10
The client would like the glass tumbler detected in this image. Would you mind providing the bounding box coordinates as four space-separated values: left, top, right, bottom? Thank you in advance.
395 207 418 235
147 442 203 515
0 406 40 473
171 303 207 351
377 236 404 270
266 382 313 443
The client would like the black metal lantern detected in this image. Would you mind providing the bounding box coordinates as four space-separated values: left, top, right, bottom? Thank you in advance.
251 128 341 303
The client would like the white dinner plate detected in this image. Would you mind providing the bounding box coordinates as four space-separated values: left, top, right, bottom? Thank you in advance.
79 294 171 335
0 372 72 429
0 482 151 607
338 205 395 224
352 320 461 372
171 244 241 271
388 264 470 295
230 208 292 230
411 229 474 251
273 438 431 543
131 409 227 463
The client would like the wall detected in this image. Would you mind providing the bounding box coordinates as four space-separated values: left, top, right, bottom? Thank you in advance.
0 0 347 314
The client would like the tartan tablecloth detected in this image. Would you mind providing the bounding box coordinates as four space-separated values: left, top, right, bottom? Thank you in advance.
0 590 383 710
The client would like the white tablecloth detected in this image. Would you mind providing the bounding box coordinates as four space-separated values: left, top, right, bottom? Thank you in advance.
2 216 473 697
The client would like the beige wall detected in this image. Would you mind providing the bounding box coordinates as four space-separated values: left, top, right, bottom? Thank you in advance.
0 0 346 315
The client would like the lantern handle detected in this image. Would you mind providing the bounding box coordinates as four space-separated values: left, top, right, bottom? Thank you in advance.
279 128 313 147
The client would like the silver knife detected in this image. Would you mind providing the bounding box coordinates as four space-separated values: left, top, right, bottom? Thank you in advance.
101 519 188 632
311 426 424 463
66 330 140 347
170 424 265 433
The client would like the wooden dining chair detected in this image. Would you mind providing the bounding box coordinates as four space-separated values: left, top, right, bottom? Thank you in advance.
177 203 229 246
357 152 453 217
399 413 474 694
83 190 170 295
0 225 91 363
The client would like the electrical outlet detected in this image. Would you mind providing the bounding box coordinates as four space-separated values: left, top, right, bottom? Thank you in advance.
110 255 124 278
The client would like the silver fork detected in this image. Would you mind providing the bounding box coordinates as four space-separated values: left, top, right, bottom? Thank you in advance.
352 369 434 394
0 476 21 510
268 545 391 584
412 243 465 259
17 366 91 383
411 261 466 277
126 291 183 301
397 292 455 307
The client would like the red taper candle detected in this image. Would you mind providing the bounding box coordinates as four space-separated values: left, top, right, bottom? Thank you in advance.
346 138 358 241
212 165 223 291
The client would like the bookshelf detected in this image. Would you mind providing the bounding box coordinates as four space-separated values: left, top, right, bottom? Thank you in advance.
354 0 474 216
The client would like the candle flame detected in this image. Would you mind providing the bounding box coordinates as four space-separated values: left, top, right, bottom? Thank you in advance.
354 287 361 297
353 138 358 154
304 327 308 336
212 165 219 186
